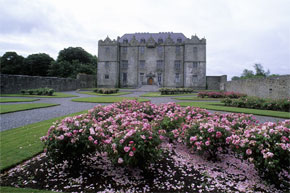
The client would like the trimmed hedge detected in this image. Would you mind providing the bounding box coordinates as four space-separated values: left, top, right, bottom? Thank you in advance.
198 91 246 99
222 96 290 112
159 88 194 95
20 88 54 96
93 88 119 94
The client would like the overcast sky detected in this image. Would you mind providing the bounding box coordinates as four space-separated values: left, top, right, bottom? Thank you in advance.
0 0 289 79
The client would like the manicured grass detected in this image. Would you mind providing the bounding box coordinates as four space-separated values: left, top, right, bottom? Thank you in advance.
141 92 198 97
0 186 55 193
0 97 39 103
0 92 78 98
177 101 290 119
72 97 150 103
174 96 221 101
0 103 59 114
78 91 131 96
0 110 88 171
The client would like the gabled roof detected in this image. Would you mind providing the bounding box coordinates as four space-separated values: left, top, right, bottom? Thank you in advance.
119 32 186 43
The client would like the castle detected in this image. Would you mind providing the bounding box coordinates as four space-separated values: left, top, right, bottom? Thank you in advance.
97 32 206 88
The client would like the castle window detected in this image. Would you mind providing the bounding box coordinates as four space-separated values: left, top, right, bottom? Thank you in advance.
105 74 109 79
174 60 181 70
177 38 182 43
157 46 163 54
157 60 163 70
105 61 110 69
158 38 163 43
140 38 146 43
105 47 110 53
192 75 198 83
140 73 144 84
157 73 162 84
193 62 198 68
121 60 128 69
123 39 128 43
122 47 127 54
139 60 145 68
175 73 180 83
122 72 127 84
140 46 145 54
176 46 181 54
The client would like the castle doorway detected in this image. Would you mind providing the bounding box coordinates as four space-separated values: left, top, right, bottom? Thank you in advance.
148 77 153 85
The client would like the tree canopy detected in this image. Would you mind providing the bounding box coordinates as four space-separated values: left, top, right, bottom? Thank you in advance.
24 53 54 76
0 52 24 75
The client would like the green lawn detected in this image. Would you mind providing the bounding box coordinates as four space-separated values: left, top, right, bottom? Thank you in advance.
174 96 221 101
0 103 59 114
78 91 131 96
0 110 89 171
0 97 39 103
177 101 290 119
0 186 55 193
141 92 198 97
72 97 150 103
0 92 78 98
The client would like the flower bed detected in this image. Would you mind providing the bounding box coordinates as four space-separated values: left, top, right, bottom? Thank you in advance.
2 100 288 192
93 88 119 94
20 87 54 96
222 96 290 112
198 91 246 98
159 88 194 95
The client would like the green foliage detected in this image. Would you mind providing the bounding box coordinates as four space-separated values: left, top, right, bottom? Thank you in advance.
0 52 24 74
20 88 55 96
231 63 274 80
159 88 194 95
222 96 290 112
93 88 119 94
23 53 54 76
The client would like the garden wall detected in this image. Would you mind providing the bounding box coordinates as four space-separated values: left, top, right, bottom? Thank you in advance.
0 74 97 94
225 75 290 99
206 75 227 90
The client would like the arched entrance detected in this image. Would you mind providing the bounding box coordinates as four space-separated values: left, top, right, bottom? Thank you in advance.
148 77 153 85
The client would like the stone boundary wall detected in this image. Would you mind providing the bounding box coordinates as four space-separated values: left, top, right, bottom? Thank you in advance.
225 75 290 99
206 75 227 90
0 74 97 94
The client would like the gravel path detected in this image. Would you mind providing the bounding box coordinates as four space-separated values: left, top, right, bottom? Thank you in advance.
0 91 288 132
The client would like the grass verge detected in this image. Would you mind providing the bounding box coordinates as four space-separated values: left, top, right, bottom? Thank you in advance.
0 186 55 193
0 103 59 114
72 97 150 103
0 92 78 98
0 98 39 103
78 91 131 96
177 101 290 119
0 110 89 171
174 96 221 101
141 92 197 97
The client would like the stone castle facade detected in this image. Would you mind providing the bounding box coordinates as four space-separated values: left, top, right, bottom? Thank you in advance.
97 32 206 88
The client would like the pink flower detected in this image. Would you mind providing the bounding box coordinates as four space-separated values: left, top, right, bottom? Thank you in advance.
129 141 134 144
207 127 214 133
94 140 98 144
246 149 252 155
216 131 222 138
159 135 165 140
205 141 210 146
124 146 130 152
140 135 146 139
190 136 197 142
129 151 134 157
57 135 64 140
88 136 94 141
120 139 124 144
118 158 124 164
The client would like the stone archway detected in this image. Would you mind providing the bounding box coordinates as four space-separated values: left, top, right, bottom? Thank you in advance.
148 77 153 85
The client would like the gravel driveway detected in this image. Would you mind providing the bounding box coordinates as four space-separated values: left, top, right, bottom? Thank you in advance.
0 91 287 131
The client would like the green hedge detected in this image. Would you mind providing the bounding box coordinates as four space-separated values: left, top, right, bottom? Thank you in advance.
20 88 54 96
222 96 290 112
159 88 194 95
93 88 119 94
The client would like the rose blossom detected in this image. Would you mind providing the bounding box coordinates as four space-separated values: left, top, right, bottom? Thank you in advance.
88 136 94 141
124 146 130 152
118 158 124 164
216 131 222 138
205 141 210 146
129 151 134 157
246 149 252 155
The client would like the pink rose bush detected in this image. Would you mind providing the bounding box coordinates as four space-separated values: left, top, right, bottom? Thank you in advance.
41 100 289 187
226 120 290 187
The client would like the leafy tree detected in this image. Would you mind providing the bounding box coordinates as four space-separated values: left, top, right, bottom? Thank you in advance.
253 63 270 77
231 76 240 80
0 52 24 74
241 69 254 78
57 47 94 64
231 63 273 80
24 53 54 76
48 60 76 78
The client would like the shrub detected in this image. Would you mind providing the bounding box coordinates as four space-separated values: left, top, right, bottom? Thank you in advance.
19 87 55 96
94 88 118 94
20 89 26 94
198 91 246 99
28 90 34 95
159 88 194 95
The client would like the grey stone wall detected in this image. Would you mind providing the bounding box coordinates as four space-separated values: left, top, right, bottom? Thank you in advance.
0 74 96 94
225 75 290 99
206 75 227 90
